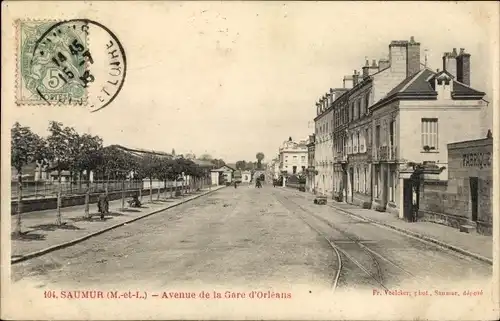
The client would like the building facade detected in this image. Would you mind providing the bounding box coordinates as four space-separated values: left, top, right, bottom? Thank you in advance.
278 137 308 176
306 134 316 193
370 48 486 218
314 88 348 197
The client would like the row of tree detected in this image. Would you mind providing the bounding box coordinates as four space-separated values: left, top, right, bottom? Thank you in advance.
11 121 211 235
234 152 266 171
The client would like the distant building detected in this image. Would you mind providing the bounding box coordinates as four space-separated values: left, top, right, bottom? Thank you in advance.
241 170 251 183
211 165 235 185
306 134 316 193
278 137 308 176
314 88 349 197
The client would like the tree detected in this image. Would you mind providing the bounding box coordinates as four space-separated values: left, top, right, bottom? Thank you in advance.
235 160 247 170
256 152 265 169
211 158 225 168
199 154 212 161
156 159 174 199
47 121 77 225
246 162 255 171
11 122 49 235
72 134 103 218
138 154 162 203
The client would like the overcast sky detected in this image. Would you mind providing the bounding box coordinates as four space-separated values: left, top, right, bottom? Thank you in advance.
3 1 496 163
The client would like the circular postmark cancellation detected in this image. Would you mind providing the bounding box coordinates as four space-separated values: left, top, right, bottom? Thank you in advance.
20 19 126 112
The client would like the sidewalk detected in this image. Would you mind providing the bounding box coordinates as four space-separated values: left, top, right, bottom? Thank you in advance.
11 186 224 263
286 188 493 265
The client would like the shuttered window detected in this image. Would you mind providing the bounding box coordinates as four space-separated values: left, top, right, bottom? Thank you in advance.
421 118 438 150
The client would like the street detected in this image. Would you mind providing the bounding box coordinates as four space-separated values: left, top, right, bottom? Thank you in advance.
12 185 491 293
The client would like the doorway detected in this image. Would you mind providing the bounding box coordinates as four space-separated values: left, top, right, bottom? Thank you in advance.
469 177 478 222
403 179 413 221
349 168 354 203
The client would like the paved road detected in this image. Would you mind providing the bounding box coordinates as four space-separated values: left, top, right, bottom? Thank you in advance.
12 186 491 293
11 186 337 292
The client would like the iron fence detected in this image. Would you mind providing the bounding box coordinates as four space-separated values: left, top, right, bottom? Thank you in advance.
10 179 185 200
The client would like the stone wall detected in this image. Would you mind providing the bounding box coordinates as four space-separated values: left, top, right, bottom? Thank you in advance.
11 185 188 215
417 137 492 235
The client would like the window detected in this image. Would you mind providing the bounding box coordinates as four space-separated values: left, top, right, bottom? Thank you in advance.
357 99 361 119
364 167 367 193
350 103 354 121
356 132 360 153
293 156 297 159
365 128 369 152
421 118 438 150
356 168 360 191
389 120 395 147
293 166 297 174
285 155 288 159
302 166 306 172
301 156 306 161
389 170 394 202
375 125 381 148
364 93 370 114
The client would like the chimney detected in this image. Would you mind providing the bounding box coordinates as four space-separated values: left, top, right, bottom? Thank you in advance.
368 59 378 75
330 88 336 102
407 36 421 77
456 48 471 86
353 70 360 85
378 58 390 70
362 59 370 79
442 49 457 78
389 40 408 77
343 75 354 89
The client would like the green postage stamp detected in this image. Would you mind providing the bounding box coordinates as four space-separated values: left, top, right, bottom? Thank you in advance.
16 20 89 105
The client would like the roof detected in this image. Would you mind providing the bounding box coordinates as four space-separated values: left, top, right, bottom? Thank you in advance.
110 144 173 158
192 159 215 167
450 81 486 98
212 165 236 172
385 68 436 97
371 67 485 110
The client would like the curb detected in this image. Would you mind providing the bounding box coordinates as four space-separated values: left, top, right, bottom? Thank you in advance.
327 203 493 266
282 188 493 266
11 187 224 265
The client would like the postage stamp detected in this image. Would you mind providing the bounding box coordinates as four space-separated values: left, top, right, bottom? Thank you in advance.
15 19 126 112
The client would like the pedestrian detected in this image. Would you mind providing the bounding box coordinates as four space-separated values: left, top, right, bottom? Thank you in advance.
97 193 109 220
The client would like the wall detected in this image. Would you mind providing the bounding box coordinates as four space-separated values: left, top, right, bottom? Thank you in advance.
399 100 483 180
11 185 189 215
418 138 492 235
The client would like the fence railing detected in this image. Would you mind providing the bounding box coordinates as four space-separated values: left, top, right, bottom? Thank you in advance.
10 179 198 200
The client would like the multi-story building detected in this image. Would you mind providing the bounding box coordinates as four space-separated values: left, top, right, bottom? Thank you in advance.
338 37 423 209
314 88 348 196
370 47 487 219
269 157 280 180
306 134 316 193
278 137 308 176
333 82 352 200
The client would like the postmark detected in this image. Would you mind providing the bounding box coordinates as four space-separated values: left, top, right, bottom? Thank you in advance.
16 19 126 112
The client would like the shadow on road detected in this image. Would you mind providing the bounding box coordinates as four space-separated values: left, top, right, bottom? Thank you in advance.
11 231 47 241
28 223 82 231
119 208 142 213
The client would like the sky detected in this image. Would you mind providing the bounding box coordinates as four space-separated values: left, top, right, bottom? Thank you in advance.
3 1 497 163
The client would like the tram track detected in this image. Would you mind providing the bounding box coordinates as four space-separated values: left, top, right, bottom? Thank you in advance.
275 193 426 292
274 194 343 292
